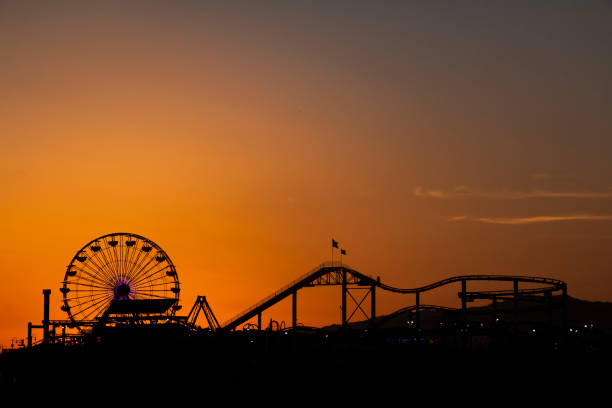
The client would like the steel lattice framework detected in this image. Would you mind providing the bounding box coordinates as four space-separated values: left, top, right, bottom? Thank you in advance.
60 233 180 333
221 261 567 332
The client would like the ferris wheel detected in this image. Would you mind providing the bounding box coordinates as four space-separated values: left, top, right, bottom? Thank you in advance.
60 233 180 332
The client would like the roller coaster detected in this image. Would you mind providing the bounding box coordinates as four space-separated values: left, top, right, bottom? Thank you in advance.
220 261 567 333
22 233 568 348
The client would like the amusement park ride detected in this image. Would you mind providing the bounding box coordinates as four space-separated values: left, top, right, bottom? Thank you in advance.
25 232 569 348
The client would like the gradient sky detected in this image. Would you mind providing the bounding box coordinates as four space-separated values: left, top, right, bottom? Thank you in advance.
1 1 611 347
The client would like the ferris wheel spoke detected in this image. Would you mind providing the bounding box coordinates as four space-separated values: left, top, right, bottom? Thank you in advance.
132 274 174 291
67 280 111 291
108 235 121 280
72 279 110 292
99 245 121 284
133 280 175 293
124 251 143 284
76 261 115 286
68 292 111 309
132 288 175 294
121 236 132 281
102 236 122 282
129 291 176 299
74 254 109 282
87 251 117 285
64 292 111 302
125 239 142 279
128 254 158 286
114 236 125 280
67 287 110 295
132 247 157 278
129 256 170 285
71 294 112 318
130 264 171 287
121 237 133 282
81 297 113 321
134 275 174 286
71 274 111 289
73 295 111 318
71 265 110 288
89 244 110 279
124 240 146 279
99 236 120 281
125 243 155 282
91 248 119 284
132 242 157 276
117 235 125 279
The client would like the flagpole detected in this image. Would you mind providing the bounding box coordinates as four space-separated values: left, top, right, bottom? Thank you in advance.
331 238 339 266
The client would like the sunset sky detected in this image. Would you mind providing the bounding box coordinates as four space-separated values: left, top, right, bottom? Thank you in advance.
1 1 611 347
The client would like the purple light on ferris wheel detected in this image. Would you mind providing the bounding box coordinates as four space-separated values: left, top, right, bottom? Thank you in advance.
113 279 133 301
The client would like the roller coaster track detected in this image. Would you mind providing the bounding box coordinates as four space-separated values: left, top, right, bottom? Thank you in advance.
221 261 566 331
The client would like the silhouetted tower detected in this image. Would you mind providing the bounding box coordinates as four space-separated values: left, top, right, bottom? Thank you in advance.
42 289 51 343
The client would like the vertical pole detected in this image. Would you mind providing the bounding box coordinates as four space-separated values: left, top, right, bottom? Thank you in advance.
27 323 32 348
513 280 519 335
257 312 262 331
370 285 376 327
292 291 297 329
562 284 568 337
492 297 498 326
415 292 420 331
52 324 56 344
341 268 347 328
42 289 51 343
546 290 553 328
461 280 467 327
62 325 66 345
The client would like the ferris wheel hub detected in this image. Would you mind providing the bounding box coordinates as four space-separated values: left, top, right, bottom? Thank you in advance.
114 282 131 300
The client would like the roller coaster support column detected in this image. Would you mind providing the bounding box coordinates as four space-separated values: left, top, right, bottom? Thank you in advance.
546 290 553 327
370 284 376 327
27 322 32 348
492 297 497 326
292 291 297 329
461 280 467 327
415 292 420 331
513 280 519 334
562 283 568 334
42 289 51 343
341 268 347 328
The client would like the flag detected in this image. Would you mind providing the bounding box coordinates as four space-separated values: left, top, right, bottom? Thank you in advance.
341 249 346 255
331 239 338 248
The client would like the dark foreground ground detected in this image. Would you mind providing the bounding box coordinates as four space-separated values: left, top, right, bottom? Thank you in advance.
1 325 610 394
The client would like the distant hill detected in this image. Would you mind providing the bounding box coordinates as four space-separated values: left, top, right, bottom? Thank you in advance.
323 296 612 332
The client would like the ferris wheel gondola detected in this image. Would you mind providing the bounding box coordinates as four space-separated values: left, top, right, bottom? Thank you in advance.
61 233 180 332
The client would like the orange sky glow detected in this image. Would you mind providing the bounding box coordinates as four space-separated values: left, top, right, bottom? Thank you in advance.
1 1 612 348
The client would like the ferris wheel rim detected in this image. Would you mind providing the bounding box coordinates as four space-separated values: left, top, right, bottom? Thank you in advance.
61 232 180 332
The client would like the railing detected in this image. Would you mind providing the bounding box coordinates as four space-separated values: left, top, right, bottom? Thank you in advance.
221 262 566 329
222 261 358 328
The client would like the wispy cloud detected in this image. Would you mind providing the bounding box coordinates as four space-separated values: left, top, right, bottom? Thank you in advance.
531 173 574 181
449 214 612 225
414 186 612 200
